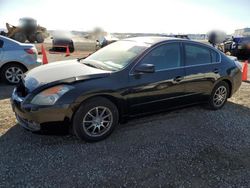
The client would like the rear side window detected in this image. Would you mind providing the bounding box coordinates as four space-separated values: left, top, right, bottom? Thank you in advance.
140 43 181 70
0 40 3 48
211 50 220 62
184 44 220 66
184 44 212 66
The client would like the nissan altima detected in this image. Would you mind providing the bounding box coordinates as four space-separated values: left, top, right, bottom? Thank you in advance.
11 37 242 142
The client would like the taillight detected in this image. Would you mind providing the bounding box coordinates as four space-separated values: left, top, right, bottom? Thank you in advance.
24 47 37 55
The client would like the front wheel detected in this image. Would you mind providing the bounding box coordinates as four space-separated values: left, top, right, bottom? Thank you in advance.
35 33 44 43
208 81 229 110
73 97 119 142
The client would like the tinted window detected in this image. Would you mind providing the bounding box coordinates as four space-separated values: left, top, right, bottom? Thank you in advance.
184 44 211 66
140 43 181 70
0 40 3 48
211 50 219 62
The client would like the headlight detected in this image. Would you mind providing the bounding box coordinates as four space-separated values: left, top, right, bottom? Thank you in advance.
31 85 73 105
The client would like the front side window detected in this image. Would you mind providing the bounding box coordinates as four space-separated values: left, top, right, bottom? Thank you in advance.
184 44 214 66
139 43 181 70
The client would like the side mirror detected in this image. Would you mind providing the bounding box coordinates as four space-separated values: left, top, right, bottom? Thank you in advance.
134 64 155 74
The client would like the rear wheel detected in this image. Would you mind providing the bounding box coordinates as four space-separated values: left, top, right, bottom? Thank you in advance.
14 32 26 43
208 81 229 110
0 63 26 84
73 97 119 142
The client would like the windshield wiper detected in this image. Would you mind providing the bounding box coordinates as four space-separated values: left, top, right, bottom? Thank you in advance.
77 57 86 62
82 62 100 69
77 53 93 62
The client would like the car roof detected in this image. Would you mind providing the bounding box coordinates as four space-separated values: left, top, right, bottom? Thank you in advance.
0 35 34 49
122 36 220 53
123 36 186 45
0 35 20 44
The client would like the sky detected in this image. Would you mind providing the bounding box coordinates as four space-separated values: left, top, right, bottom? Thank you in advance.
0 0 249 34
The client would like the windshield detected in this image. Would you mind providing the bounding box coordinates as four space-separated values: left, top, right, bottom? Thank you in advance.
82 40 150 71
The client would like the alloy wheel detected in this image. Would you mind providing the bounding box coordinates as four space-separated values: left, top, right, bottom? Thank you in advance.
213 86 227 107
5 67 23 84
82 106 113 137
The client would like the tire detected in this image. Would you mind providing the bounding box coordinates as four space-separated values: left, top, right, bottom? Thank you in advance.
35 33 44 43
28 34 36 43
69 43 74 53
14 32 27 43
207 81 229 110
73 97 119 142
0 63 26 84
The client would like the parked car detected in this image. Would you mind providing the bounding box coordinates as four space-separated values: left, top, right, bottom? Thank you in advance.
218 37 250 60
51 37 74 53
11 37 242 142
0 35 41 84
96 36 119 50
167 35 190 40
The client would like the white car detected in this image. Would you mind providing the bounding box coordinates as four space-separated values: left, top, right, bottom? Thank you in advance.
0 35 41 84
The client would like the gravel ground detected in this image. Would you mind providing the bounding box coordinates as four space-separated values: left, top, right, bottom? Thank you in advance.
0 57 250 187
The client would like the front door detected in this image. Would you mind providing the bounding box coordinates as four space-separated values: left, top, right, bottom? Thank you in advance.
127 42 187 115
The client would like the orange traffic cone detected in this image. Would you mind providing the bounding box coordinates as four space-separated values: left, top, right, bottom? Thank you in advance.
242 60 248 81
41 44 48 64
65 46 70 57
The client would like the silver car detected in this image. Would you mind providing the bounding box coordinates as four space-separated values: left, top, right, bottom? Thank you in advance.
0 36 41 84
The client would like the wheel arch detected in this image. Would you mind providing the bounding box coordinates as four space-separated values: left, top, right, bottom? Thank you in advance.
221 79 232 98
0 61 28 72
70 94 127 125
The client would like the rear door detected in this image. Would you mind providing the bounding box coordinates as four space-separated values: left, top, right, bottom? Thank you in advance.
183 42 221 101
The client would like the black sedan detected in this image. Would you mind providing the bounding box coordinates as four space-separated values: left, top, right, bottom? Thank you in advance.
11 37 242 142
51 37 74 53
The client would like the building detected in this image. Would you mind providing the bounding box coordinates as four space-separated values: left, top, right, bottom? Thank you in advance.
234 28 250 37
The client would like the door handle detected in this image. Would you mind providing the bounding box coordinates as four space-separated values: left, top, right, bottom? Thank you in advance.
213 69 219 74
174 76 184 82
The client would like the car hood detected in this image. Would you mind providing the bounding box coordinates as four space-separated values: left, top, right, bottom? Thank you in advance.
24 59 111 91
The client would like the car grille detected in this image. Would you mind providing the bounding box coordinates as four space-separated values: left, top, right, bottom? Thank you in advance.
16 80 29 97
